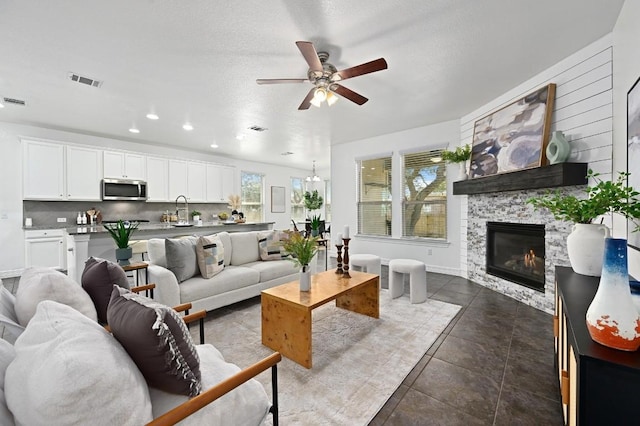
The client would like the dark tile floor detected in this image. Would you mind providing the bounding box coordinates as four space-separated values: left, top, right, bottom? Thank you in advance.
1 256 563 425
370 266 563 425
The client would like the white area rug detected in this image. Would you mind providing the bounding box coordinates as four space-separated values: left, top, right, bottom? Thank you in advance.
201 289 461 425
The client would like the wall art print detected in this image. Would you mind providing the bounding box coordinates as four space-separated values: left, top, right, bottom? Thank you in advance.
628 75 640 251
469 83 556 179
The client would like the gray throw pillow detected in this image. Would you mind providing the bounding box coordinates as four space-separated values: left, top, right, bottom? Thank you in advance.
165 237 199 282
107 286 202 397
81 257 130 324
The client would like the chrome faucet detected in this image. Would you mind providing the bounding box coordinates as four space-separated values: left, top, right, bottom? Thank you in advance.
176 195 189 224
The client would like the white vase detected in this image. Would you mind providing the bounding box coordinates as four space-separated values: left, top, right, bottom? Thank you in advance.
586 238 640 351
566 223 610 276
299 266 311 291
457 162 468 180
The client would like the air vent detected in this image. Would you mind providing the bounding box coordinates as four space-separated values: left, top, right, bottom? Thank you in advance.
248 125 267 132
3 97 26 106
68 72 102 88
281 151 294 156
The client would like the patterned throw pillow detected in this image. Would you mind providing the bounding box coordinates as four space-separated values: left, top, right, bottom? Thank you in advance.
257 231 287 261
107 286 202 397
196 235 225 279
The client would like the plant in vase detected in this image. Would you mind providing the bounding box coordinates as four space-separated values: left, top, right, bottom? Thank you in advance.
103 220 139 266
310 214 322 237
441 144 472 180
280 230 319 291
190 210 201 223
303 190 324 211
527 170 640 276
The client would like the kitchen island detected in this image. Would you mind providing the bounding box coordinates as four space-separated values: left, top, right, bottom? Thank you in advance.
65 221 274 282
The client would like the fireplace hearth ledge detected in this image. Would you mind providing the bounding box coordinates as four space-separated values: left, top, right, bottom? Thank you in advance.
453 162 588 195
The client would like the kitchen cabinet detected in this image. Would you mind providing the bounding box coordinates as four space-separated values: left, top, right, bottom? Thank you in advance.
555 266 640 425
206 164 236 202
168 160 188 200
187 162 206 202
103 151 145 180
24 229 66 270
23 139 65 200
23 140 101 201
66 145 102 200
146 156 170 202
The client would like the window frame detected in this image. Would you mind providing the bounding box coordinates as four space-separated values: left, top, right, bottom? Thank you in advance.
240 170 265 222
357 155 393 237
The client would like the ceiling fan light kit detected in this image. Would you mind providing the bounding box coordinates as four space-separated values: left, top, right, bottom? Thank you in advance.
257 41 387 111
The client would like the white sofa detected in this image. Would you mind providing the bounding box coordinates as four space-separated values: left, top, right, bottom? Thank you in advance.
147 230 305 312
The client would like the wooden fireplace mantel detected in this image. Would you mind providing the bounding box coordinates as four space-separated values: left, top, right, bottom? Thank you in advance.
452 162 588 195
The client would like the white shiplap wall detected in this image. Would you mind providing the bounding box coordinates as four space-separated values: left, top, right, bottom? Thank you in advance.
457 34 613 310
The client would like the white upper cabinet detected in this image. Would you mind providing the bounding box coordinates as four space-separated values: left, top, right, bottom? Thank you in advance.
206 164 236 202
23 140 65 200
168 160 188 201
66 146 102 201
146 156 170 202
103 151 146 180
23 140 101 201
187 162 206 202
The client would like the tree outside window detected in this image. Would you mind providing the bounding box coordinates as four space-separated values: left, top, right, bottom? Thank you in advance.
403 149 447 239
241 171 264 222
358 157 392 236
291 177 305 222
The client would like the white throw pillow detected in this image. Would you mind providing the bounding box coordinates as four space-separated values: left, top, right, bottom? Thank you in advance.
5 300 153 425
15 267 97 327
229 232 261 265
148 344 270 425
147 238 167 268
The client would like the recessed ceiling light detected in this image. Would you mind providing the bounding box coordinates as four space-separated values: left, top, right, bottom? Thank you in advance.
146 113 159 120
210 143 219 149
183 123 194 131
129 128 140 134
236 134 245 140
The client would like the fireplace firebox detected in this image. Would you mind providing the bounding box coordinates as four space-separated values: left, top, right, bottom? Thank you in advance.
486 222 545 292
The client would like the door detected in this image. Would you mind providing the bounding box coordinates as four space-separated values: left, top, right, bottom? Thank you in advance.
25 237 65 269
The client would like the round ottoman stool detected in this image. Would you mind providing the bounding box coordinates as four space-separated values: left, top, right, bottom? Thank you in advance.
388 259 427 304
350 254 381 276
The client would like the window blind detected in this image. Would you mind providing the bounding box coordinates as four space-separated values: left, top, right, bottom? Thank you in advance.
358 156 392 236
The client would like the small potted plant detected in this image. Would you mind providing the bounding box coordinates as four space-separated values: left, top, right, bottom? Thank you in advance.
303 190 324 211
527 170 640 276
103 220 140 266
310 214 322 237
191 210 201 223
441 144 472 180
280 230 319 291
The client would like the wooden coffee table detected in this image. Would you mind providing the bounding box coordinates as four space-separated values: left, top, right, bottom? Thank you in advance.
261 269 379 368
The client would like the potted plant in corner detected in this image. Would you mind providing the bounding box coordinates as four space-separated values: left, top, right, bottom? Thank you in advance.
103 220 140 266
441 144 472 180
310 214 322 237
527 170 640 276
280 230 319 291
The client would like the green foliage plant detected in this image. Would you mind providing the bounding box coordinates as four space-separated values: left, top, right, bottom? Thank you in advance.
441 144 472 163
303 190 324 210
191 210 201 217
527 170 640 232
280 230 319 270
310 214 321 230
103 220 139 249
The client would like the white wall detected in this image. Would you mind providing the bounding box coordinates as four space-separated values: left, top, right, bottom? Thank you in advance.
613 0 640 279
0 122 311 276
331 120 461 275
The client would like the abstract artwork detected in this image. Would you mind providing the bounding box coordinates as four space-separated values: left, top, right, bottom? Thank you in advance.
469 84 556 178
628 76 640 250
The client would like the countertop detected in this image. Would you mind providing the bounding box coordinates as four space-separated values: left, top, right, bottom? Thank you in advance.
24 221 275 235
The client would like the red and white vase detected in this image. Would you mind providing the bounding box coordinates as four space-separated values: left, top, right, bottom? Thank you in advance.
586 238 640 351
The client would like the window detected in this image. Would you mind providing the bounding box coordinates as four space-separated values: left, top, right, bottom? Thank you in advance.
324 180 331 223
402 149 446 239
357 156 392 236
241 171 264 222
291 177 305 223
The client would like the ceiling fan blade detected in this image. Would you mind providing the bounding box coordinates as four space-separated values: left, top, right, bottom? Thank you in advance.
298 88 316 110
332 84 368 105
335 58 388 81
256 78 307 85
296 41 323 73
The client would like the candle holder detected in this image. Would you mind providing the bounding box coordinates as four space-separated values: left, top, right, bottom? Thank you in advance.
335 244 344 274
342 238 351 278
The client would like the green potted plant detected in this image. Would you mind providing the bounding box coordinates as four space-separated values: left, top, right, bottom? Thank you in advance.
280 230 319 291
103 220 139 266
310 214 322 237
191 210 201 223
527 170 640 276
441 144 472 180
303 190 324 211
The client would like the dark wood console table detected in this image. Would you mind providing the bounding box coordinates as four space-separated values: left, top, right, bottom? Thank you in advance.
555 266 640 425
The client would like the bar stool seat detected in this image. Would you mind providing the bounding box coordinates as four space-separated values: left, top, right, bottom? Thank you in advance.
350 254 381 276
389 259 427 304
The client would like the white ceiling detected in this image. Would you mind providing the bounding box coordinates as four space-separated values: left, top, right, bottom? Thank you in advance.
0 1 624 171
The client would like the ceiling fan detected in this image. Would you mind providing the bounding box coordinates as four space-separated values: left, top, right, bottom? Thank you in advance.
256 41 388 110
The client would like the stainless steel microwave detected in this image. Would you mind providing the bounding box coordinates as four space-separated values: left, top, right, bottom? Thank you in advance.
101 178 148 201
